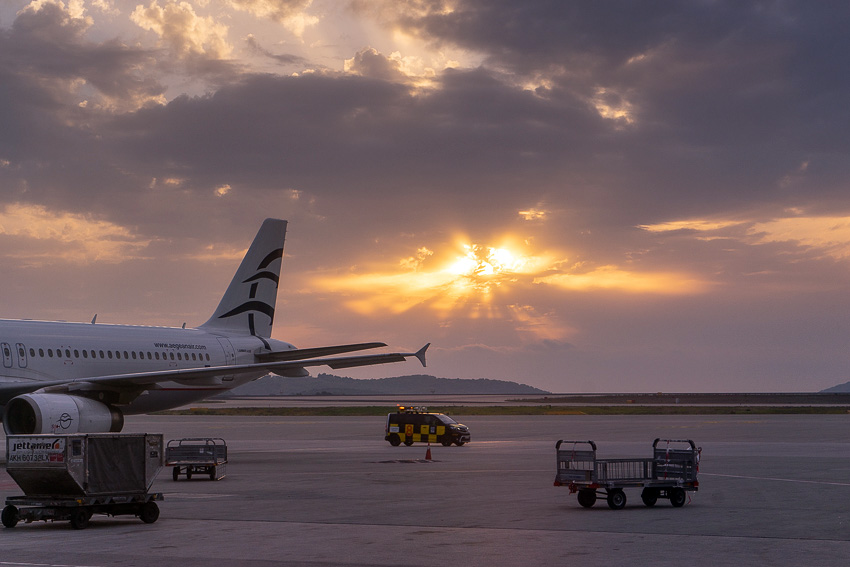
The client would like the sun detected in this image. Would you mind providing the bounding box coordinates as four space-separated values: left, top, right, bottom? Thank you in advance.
444 242 536 295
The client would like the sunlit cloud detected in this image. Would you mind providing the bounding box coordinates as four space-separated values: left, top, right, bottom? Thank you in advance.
518 207 548 221
228 0 318 38
592 87 635 125
639 219 743 232
535 265 708 295
641 213 850 259
131 1 233 59
313 234 709 324
750 216 850 258
0 203 150 265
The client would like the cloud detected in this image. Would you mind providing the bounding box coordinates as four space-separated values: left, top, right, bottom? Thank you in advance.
0 203 150 265
131 1 233 59
1 0 165 111
228 0 318 37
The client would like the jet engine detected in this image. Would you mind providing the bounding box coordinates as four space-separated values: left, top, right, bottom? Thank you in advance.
2 394 124 435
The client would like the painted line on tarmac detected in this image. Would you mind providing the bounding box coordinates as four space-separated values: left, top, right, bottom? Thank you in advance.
702 472 850 486
0 563 101 567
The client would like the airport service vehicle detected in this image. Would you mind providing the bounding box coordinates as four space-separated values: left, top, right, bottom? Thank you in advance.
553 438 700 510
166 437 228 480
0 218 428 436
385 406 470 446
2 433 164 529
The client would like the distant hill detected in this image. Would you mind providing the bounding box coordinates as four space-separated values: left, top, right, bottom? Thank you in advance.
219 373 549 396
822 381 850 393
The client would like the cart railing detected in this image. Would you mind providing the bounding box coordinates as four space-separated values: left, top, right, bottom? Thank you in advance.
556 439 699 486
165 438 227 465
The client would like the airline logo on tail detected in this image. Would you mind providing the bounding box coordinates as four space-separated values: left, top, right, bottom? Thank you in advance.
216 248 284 335
200 218 287 338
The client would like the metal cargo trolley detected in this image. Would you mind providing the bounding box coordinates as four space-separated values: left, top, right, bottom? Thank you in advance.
166 437 227 481
554 438 700 509
2 433 164 529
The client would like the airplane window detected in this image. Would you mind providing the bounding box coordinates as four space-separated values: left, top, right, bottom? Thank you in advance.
147 352 152 359
99 350 105 358
206 353 211 361
48 349 53 357
169 352 175 360
29 348 35 357
74 350 79 358
82 350 88 358
192 353 197 361
4 347 10 357
107 351 113 359
176 353 182 361
18 347 24 357
91 350 96 358
155 352 160 360
131 351 137 359
39 348 44 357
124 351 129 359
115 351 121 359
65 349 71 358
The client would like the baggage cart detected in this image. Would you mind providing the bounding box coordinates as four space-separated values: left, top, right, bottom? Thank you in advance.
165 437 227 480
554 438 700 509
2 433 164 529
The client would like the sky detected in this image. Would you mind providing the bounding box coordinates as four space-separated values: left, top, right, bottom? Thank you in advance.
2 0 850 393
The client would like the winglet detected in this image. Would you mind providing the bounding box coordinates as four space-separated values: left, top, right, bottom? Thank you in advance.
414 343 430 367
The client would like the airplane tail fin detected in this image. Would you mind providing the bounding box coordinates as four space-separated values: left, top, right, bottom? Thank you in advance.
199 219 288 338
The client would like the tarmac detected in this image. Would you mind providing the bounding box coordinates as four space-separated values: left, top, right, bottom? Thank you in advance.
1 413 849 566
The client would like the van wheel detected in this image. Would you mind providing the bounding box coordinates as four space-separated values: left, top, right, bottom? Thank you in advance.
403 439 414 446
441 439 452 446
388 434 401 446
455 440 465 446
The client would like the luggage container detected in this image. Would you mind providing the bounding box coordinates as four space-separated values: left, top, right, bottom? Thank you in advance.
166 437 227 480
554 438 700 509
2 433 164 529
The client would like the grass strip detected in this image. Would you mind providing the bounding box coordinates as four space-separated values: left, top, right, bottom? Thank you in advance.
155 405 850 417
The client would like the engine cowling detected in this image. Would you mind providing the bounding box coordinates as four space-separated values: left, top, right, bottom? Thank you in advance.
3 394 124 435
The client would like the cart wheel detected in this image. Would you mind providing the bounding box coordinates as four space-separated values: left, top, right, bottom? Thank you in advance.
669 487 687 508
186 469 193 480
209 466 216 480
70 508 91 530
403 439 414 446
606 489 627 510
388 434 401 447
577 489 597 508
173 466 180 481
139 502 160 524
1 505 19 528
641 488 659 507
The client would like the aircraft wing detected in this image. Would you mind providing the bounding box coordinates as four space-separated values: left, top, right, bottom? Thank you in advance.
255 342 388 362
0 344 429 405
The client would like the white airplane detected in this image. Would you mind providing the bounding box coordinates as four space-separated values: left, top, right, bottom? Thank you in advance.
0 218 428 435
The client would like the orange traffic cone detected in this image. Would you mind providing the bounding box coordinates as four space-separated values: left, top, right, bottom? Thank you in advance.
425 443 432 460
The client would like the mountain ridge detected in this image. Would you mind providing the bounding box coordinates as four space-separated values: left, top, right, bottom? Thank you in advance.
220 373 549 396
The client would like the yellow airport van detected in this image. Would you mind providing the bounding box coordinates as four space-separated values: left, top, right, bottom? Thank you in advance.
385 406 470 446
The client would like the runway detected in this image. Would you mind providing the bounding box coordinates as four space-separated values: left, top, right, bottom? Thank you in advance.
1 414 849 566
